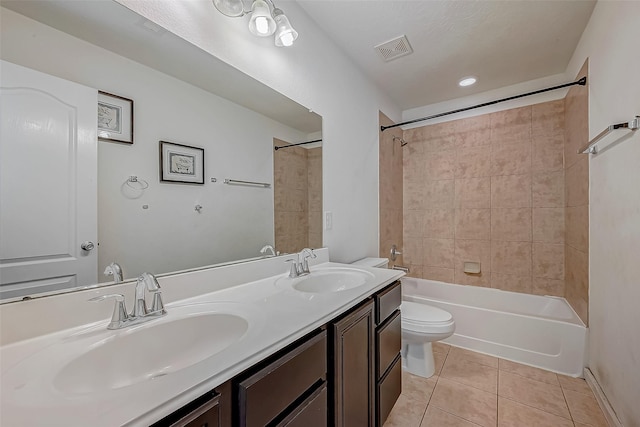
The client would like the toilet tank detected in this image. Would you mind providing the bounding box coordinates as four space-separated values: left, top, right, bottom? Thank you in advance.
351 257 389 269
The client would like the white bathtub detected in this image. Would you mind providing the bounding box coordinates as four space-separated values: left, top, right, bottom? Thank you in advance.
402 277 587 377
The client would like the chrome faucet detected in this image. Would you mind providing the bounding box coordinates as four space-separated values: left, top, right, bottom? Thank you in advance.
104 262 123 283
285 248 317 278
260 244 278 257
89 272 166 330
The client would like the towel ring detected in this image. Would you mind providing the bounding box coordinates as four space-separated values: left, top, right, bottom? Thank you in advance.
126 175 149 190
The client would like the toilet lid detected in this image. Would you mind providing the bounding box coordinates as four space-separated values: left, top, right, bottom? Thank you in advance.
401 301 452 323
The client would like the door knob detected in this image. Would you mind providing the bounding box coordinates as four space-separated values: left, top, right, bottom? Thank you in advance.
81 241 95 251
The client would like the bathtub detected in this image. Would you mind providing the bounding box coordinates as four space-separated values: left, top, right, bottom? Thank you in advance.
402 277 587 377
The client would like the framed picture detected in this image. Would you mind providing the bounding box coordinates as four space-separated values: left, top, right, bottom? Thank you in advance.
97 91 134 144
159 141 205 184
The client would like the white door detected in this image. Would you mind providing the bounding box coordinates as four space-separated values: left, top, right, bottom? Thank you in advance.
0 60 97 299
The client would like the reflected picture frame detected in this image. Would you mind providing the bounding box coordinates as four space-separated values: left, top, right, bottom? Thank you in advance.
159 141 205 184
97 91 134 144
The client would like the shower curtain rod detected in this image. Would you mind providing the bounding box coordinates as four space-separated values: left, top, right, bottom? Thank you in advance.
380 77 587 132
274 138 322 151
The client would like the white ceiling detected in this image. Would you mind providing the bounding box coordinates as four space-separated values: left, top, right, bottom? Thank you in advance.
296 0 596 110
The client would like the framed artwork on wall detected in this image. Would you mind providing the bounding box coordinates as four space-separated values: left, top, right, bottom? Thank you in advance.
97 91 134 144
159 141 205 184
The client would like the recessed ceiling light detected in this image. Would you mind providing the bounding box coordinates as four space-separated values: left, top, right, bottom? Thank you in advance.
459 76 477 87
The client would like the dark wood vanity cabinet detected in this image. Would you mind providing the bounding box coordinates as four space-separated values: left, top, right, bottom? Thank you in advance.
152 381 231 427
329 280 402 427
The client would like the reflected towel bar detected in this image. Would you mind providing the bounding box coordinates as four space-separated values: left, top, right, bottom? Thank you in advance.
579 116 639 154
223 179 271 188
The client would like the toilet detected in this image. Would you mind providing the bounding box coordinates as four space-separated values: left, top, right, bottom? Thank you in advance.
401 301 455 378
351 257 456 378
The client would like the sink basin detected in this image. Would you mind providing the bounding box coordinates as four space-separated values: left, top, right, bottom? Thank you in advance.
278 267 375 294
53 306 249 394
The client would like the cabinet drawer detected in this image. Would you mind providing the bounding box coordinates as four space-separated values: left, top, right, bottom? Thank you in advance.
238 330 327 427
376 310 401 379
375 281 401 325
169 393 220 427
376 354 402 427
277 383 327 427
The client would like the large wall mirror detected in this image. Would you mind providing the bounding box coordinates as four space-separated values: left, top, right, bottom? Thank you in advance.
0 0 322 301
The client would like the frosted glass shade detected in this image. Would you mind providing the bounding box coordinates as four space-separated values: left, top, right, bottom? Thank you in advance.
274 10 298 47
248 0 276 36
212 0 245 17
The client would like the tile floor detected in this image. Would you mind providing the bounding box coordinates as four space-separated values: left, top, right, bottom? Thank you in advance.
384 343 608 427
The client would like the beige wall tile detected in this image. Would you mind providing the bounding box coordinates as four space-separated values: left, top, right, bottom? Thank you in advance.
533 171 564 207
455 128 491 150
565 245 588 299
455 146 492 178
431 378 498 427
566 204 589 252
532 207 564 243
490 141 531 176
491 174 532 208
566 285 588 325
491 241 532 276
532 134 564 173
423 267 455 283
426 134 458 152
498 397 573 427
425 150 456 181
532 243 564 280
491 208 532 241
563 60 589 169
406 264 423 279
457 114 491 134
498 371 570 419
532 278 565 296
423 209 454 238
490 106 532 143
565 157 589 207
404 180 426 211
424 179 455 209
403 237 424 265
455 208 491 240
455 177 491 209
404 210 424 238
423 238 455 268
454 239 491 287
532 99 565 137
491 273 532 293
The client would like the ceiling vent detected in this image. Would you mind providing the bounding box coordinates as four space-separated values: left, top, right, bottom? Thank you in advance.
374 35 413 62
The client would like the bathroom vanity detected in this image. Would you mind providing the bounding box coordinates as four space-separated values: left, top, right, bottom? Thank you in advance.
0 249 403 426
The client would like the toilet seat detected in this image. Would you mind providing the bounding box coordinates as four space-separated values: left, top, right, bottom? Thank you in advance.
401 301 455 334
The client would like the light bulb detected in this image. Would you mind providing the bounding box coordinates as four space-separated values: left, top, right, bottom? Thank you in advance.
280 32 294 47
255 16 269 35
458 76 477 87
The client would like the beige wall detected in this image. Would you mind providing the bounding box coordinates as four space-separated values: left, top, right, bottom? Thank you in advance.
273 139 322 253
379 112 404 265
401 100 566 296
564 60 590 325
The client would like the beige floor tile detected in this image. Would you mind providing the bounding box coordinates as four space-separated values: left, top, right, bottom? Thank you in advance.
384 393 428 427
433 349 448 376
433 341 451 354
421 405 483 426
448 346 499 368
557 375 592 395
430 378 497 427
402 369 437 404
498 359 559 385
498 397 573 427
441 357 498 393
563 389 608 427
498 371 570 419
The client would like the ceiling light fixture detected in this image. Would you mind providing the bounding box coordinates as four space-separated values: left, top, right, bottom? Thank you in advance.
458 76 477 87
212 0 298 47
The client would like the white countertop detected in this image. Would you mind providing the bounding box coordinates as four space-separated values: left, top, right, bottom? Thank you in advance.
0 257 403 426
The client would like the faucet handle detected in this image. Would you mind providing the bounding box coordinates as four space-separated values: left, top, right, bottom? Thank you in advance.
89 294 129 330
299 248 316 274
285 258 300 278
150 290 166 315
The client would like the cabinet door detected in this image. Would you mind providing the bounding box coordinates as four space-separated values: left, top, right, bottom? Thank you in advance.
330 299 375 427
168 394 220 427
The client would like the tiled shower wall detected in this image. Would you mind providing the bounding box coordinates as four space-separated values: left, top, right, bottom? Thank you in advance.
564 60 589 324
401 100 567 296
379 112 404 265
274 139 322 253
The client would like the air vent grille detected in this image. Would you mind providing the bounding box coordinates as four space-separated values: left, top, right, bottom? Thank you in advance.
374 35 413 62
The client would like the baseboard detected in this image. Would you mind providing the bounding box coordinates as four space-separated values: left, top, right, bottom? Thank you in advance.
584 368 623 427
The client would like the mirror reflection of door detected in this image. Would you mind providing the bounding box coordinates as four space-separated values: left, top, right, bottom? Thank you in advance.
273 138 322 254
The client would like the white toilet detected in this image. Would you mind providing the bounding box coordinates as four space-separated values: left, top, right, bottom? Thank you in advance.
401 301 455 378
351 257 456 378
